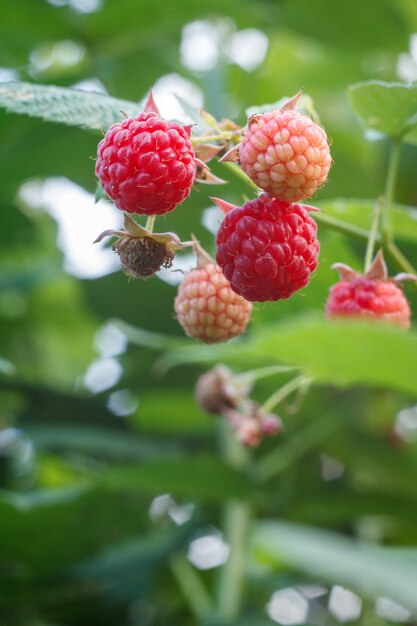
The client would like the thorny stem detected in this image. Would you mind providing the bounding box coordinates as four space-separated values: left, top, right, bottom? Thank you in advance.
364 198 383 273
382 139 401 245
260 374 312 416
145 214 156 233
170 553 214 622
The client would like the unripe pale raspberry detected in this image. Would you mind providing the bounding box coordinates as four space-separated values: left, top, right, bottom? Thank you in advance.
215 194 320 302
325 251 413 329
240 108 331 202
174 262 252 344
96 97 196 215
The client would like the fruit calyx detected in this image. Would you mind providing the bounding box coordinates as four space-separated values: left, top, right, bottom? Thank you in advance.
94 214 194 279
332 250 417 284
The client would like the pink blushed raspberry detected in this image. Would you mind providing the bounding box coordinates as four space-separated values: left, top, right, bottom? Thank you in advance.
239 102 331 202
326 252 413 329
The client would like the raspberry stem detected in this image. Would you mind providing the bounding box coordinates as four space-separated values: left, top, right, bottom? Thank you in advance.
314 212 374 243
364 198 383 273
221 161 260 193
191 131 239 145
217 420 251 622
217 498 251 622
236 364 300 387
382 139 401 245
145 214 156 233
313 212 417 288
260 374 312 416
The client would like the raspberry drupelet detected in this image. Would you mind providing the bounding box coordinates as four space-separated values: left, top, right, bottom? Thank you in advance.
96 92 196 215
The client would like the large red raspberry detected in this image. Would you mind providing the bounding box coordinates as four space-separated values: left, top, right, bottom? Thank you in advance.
215 194 320 302
174 249 252 343
96 93 196 215
239 100 331 202
325 252 412 329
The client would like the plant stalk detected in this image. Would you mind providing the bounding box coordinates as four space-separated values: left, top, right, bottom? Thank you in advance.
217 499 251 622
235 364 300 387
191 131 239 145
260 375 311 416
364 198 383 272
216 421 251 622
382 139 401 244
170 553 214 622
314 212 375 243
145 214 156 232
221 161 259 192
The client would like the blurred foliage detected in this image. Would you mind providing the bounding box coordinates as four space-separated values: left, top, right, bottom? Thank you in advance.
1 1 417 625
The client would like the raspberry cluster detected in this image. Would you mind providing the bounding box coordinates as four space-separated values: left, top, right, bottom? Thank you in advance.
213 93 328 304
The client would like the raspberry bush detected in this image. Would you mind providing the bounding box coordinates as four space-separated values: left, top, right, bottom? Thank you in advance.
2 4 417 625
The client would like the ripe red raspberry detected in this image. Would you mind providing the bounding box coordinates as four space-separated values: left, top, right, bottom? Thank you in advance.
238 96 331 202
96 92 196 215
174 248 252 343
326 252 412 329
215 194 320 302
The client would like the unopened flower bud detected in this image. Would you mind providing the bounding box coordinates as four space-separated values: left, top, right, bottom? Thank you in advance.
195 366 237 414
260 413 282 436
236 418 262 448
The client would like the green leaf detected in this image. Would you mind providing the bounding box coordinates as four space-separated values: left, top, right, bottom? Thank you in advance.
0 82 141 130
250 315 417 398
252 521 417 614
27 424 181 460
102 456 250 502
132 390 213 434
0 485 150 574
348 81 417 143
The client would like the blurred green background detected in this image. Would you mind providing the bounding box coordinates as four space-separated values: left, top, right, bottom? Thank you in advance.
1 1 417 625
